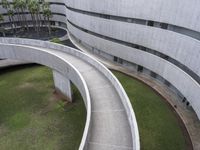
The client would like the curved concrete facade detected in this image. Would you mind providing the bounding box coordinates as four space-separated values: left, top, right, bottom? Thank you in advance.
0 38 139 150
16 0 199 120
66 1 200 120
66 0 200 33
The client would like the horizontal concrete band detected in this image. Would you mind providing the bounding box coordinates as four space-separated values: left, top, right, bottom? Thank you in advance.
65 0 200 33
0 38 140 150
1 1 200 41
67 23 200 120
64 4 200 41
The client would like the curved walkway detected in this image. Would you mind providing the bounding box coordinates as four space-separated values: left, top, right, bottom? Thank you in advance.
0 38 139 150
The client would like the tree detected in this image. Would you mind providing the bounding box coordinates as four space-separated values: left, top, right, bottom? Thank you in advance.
13 0 29 30
42 2 52 35
34 0 41 31
1 0 15 32
1 0 16 34
2 0 10 13
28 0 43 32
0 0 53 35
17 0 29 30
13 0 22 27
7 9 15 33
28 0 37 31
0 14 5 37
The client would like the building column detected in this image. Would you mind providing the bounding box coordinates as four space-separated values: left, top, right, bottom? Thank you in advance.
53 70 72 102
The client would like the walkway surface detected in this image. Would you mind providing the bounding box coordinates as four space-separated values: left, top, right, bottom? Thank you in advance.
0 45 134 150
48 49 133 150
70 36 200 150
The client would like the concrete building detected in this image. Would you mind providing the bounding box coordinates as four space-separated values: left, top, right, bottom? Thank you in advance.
1 0 200 149
64 0 200 120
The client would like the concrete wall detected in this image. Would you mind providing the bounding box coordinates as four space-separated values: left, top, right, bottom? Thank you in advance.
62 0 200 121
66 0 200 33
66 9 200 77
67 23 200 119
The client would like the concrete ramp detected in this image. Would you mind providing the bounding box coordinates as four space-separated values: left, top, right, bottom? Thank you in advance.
0 38 140 150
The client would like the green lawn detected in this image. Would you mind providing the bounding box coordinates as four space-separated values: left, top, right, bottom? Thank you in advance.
113 71 188 150
0 65 86 150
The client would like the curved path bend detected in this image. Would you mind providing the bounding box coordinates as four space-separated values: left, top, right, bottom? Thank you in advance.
0 38 139 150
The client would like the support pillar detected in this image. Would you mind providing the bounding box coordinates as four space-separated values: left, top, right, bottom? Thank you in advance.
53 70 72 102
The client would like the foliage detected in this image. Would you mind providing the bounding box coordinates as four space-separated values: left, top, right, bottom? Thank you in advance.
0 0 53 34
50 37 63 44
0 14 5 36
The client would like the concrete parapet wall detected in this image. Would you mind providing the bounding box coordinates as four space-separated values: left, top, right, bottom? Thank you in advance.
0 38 91 150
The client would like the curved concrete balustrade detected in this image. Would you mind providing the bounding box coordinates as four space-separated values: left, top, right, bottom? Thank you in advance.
67 23 200 119
0 38 140 150
0 39 91 150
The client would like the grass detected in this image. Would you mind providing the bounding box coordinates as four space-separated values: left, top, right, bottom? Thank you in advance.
113 71 188 150
0 65 86 150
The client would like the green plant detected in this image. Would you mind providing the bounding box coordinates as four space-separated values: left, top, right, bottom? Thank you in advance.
50 38 62 44
2 0 15 32
42 1 53 35
0 14 5 37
